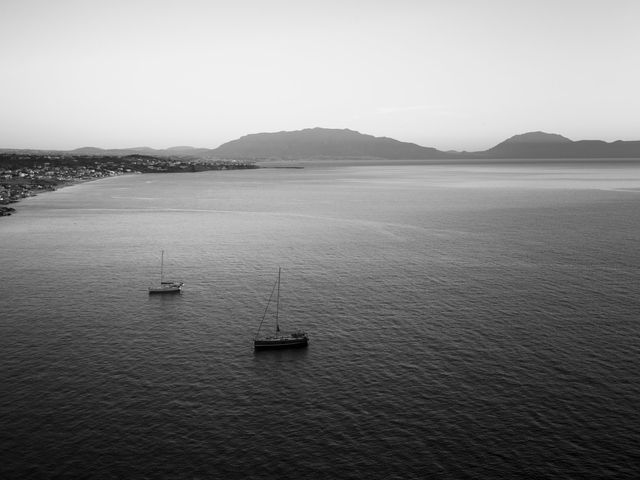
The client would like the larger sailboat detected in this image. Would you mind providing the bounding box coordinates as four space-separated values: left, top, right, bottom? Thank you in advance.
148 250 183 294
254 267 308 350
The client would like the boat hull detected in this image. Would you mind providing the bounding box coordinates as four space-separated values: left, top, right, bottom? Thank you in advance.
148 284 183 294
254 337 309 350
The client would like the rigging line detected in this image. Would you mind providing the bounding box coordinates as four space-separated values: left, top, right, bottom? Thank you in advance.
275 267 281 333
254 276 279 339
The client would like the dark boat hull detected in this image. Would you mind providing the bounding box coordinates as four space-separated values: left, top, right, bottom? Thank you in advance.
254 337 309 350
148 282 183 294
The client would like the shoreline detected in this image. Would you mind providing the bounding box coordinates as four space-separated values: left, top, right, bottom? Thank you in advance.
0 174 123 217
1 162 259 217
1 153 258 217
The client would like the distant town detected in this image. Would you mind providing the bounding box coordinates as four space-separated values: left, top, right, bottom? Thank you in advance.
0 153 256 216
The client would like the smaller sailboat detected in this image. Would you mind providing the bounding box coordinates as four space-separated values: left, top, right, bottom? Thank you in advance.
254 267 308 350
148 250 183 294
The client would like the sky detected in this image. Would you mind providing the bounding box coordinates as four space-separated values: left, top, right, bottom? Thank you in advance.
1 0 639 151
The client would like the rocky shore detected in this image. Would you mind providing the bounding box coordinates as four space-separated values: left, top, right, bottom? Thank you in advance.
0 206 16 216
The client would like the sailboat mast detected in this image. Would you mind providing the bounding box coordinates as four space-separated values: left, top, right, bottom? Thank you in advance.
160 250 164 283
275 267 281 334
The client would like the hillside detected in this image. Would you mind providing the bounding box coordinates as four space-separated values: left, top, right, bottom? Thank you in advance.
211 127 450 160
483 131 640 158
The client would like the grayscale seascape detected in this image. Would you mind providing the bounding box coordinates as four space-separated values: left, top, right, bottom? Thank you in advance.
3 0 640 477
2 161 639 478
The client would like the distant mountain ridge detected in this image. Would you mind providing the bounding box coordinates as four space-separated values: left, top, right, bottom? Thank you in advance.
70 145 216 158
212 127 446 159
211 128 640 160
496 131 573 144
483 131 640 158
0 145 216 158
2 129 640 160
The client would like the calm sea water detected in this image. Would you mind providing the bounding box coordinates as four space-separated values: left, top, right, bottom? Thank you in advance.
1 160 639 479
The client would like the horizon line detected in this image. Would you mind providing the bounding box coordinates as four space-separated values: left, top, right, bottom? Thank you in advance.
1 128 639 153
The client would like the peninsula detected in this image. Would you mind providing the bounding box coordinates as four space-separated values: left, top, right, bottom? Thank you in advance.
0 152 255 216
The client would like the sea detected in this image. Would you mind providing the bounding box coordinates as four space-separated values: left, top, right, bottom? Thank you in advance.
1 159 639 479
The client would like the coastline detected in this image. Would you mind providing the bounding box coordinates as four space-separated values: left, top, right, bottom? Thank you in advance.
0 205 16 216
0 155 258 217
0 174 123 217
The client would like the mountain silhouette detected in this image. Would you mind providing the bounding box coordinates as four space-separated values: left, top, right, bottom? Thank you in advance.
211 127 449 159
3 129 640 160
482 131 640 158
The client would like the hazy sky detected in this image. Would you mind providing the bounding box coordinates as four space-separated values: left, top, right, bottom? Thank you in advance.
1 0 639 151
